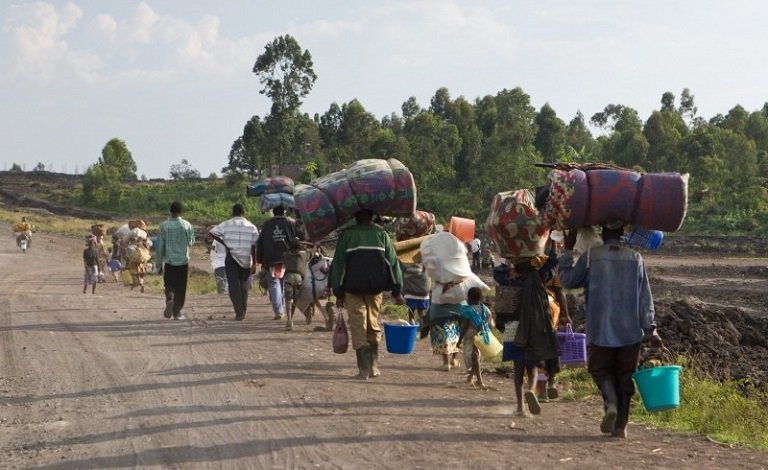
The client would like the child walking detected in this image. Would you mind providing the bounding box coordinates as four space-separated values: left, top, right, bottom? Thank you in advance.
108 253 123 283
459 287 495 388
83 236 100 294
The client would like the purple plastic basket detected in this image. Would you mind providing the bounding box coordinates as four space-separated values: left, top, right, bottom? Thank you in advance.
557 324 587 366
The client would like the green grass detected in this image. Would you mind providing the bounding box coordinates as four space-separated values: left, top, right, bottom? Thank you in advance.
630 358 768 450
552 357 768 451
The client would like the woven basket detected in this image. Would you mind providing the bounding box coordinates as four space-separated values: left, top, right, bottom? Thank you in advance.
494 285 521 314
557 324 587 366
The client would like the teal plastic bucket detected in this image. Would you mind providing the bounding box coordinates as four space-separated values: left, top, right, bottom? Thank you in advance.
383 323 419 354
633 365 682 412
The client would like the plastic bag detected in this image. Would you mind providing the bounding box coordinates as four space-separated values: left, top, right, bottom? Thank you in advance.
430 273 489 304
332 309 349 354
420 231 472 284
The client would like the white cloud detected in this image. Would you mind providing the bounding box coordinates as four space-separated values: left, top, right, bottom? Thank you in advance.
92 13 117 42
370 0 520 66
4 1 83 81
2 1 270 86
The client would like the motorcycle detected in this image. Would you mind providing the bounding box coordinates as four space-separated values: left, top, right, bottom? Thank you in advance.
16 233 31 253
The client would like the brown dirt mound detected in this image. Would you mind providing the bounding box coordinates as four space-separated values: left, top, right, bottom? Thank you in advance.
654 297 768 391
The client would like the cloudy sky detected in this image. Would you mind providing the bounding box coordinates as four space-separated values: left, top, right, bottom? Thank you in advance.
1 0 766 178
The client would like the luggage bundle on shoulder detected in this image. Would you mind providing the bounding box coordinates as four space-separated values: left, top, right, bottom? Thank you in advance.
247 177 296 213
294 158 416 242
539 165 688 232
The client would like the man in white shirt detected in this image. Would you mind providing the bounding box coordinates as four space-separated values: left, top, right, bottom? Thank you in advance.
209 203 260 320
469 237 482 271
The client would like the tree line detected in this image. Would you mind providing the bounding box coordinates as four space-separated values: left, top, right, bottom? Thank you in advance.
222 35 768 233
66 35 767 233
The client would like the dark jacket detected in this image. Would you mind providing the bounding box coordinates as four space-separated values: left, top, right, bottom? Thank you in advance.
330 224 403 297
256 216 300 266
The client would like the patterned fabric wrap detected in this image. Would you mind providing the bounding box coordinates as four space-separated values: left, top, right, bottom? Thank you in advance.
312 170 360 222
387 158 417 216
293 183 338 242
264 176 295 195
635 173 689 232
128 219 147 231
430 317 461 355
584 169 642 226
246 176 295 197
395 210 436 241
542 169 589 229
346 159 394 214
258 192 295 212
295 158 417 242
485 189 550 259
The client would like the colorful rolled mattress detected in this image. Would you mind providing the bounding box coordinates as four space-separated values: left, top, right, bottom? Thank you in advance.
634 172 689 232
295 158 417 242
293 184 338 243
258 192 295 212
387 158 417 216
485 189 550 259
541 169 588 230
246 176 295 197
344 159 415 217
395 210 436 241
583 169 642 226
264 176 295 195
311 170 360 222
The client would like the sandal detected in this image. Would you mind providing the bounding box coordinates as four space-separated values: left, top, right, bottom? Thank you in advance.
547 387 559 399
524 390 541 415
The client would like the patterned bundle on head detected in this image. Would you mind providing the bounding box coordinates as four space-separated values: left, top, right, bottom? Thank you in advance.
395 210 436 241
485 189 549 259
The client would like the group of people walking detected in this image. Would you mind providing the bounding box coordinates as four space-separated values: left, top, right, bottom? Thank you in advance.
88 200 663 439
381 218 663 439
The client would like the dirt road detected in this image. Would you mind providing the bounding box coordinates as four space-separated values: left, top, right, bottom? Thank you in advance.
1 228 766 469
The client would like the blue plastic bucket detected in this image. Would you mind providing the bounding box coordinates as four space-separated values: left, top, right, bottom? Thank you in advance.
632 365 682 412
383 323 419 354
625 227 664 250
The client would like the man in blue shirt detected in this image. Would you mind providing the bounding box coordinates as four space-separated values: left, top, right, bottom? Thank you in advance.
559 222 662 438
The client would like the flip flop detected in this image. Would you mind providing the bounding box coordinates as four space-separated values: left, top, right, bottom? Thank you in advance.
524 390 541 415
547 387 559 399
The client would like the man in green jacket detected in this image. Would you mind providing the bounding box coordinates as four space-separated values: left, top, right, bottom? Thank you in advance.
331 209 404 380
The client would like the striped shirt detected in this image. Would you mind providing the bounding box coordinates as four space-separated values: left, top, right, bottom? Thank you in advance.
156 216 195 267
210 217 259 269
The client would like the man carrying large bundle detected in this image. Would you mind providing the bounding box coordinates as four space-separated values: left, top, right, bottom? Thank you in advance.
331 209 404 380
559 221 663 438
257 206 302 320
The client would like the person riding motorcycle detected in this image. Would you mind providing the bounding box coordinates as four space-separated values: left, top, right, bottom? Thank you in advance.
13 216 32 248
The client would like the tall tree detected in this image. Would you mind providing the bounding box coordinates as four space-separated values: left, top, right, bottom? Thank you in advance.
473 88 541 205
338 99 380 161
252 35 317 173
534 103 566 163
223 116 267 177
402 111 460 196
99 138 137 182
253 35 317 116
565 111 596 161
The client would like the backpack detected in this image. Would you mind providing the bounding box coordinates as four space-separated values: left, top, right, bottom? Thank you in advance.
403 263 431 297
282 249 308 277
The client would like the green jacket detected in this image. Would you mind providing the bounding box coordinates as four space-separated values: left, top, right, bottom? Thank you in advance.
330 224 402 297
